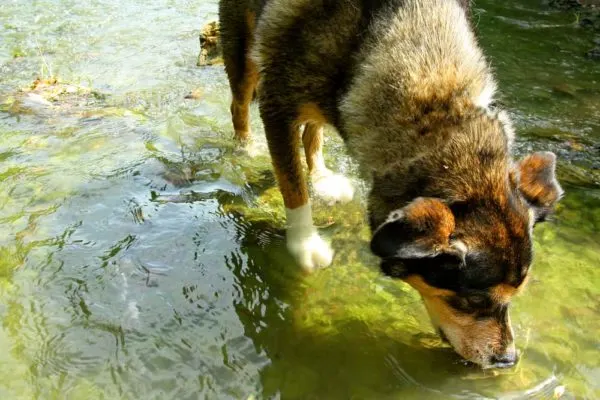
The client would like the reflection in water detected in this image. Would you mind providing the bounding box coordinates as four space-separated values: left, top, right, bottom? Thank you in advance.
216 179 581 398
222 214 456 399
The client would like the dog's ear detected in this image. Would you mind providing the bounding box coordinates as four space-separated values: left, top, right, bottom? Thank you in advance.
370 198 458 260
517 152 563 221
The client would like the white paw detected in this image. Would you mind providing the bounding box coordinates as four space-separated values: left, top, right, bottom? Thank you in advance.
287 227 334 272
235 138 266 158
312 169 354 204
244 140 267 158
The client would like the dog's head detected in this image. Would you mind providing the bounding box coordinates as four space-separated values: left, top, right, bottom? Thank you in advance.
369 152 562 368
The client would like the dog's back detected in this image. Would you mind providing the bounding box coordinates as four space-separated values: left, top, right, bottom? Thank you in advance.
341 0 497 174
249 0 505 217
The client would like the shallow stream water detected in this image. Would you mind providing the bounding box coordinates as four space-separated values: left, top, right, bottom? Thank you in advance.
1 0 599 398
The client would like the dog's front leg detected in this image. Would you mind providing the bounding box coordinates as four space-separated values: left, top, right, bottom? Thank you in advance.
262 115 334 271
303 122 354 205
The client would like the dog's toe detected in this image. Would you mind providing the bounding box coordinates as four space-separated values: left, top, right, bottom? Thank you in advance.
234 138 266 158
244 140 267 158
312 169 354 205
287 228 334 271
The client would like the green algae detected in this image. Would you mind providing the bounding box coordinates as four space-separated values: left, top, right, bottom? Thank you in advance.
220 168 600 398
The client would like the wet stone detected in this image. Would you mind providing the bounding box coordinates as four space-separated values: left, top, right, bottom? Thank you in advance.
586 46 600 59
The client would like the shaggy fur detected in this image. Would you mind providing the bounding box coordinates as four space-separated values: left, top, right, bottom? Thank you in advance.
218 0 562 368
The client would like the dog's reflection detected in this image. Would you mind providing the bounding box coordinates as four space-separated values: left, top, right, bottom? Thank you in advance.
220 209 473 399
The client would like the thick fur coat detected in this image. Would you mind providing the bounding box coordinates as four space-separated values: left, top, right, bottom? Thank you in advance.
218 0 562 368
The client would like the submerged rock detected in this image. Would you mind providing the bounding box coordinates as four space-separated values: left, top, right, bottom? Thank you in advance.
547 0 600 58
548 0 600 10
548 0 582 9
587 45 600 59
0 77 148 122
1 77 106 116
580 10 600 31
589 36 600 59
550 0 600 30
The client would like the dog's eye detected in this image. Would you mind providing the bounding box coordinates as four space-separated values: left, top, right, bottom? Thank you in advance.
449 294 490 313
448 296 469 312
467 295 487 308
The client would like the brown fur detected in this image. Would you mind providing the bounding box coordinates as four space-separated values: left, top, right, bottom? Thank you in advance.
219 0 562 368
220 5 260 142
302 122 325 173
517 152 563 220
197 21 222 66
491 276 529 303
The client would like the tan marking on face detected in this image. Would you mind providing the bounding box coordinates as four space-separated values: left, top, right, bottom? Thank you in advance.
403 275 455 297
490 274 529 303
402 199 455 247
404 274 516 366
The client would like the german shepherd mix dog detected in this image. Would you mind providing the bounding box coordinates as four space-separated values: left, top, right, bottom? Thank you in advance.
218 0 563 368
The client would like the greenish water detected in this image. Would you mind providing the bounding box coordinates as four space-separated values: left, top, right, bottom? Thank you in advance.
0 0 599 398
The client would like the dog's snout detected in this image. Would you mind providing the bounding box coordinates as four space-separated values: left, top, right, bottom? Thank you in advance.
489 350 519 369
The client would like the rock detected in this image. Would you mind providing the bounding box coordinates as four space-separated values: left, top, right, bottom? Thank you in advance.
548 0 584 10
548 0 600 60
586 46 600 59
580 10 600 31
184 88 203 100
21 92 53 108
548 0 600 9
547 0 600 31
553 385 566 399
552 83 579 97
197 21 222 66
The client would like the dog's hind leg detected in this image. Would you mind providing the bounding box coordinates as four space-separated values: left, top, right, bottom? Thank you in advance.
220 6 258 143
228 56 258 144
262 115 334 271
303 122 354 204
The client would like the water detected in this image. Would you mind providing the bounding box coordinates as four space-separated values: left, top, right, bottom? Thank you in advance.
0 0 599 398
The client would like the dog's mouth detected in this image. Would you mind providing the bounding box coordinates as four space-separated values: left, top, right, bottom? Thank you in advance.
379 258 408 279
437 328 450 344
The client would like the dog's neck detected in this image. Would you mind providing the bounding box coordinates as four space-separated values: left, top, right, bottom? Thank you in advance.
341 0 501 168
423 112 515 204
340 0 517 207
368 110 515 203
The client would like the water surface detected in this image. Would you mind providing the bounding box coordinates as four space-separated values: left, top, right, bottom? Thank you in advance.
1 0 599 398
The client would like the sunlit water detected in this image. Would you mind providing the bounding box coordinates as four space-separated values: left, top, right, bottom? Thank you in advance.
1 0 599 398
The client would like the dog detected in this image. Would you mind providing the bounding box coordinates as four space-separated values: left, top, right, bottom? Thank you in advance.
197 21 222 66
218 0 563 368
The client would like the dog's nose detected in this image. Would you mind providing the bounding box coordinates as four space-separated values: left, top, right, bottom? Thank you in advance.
489 350 519 369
